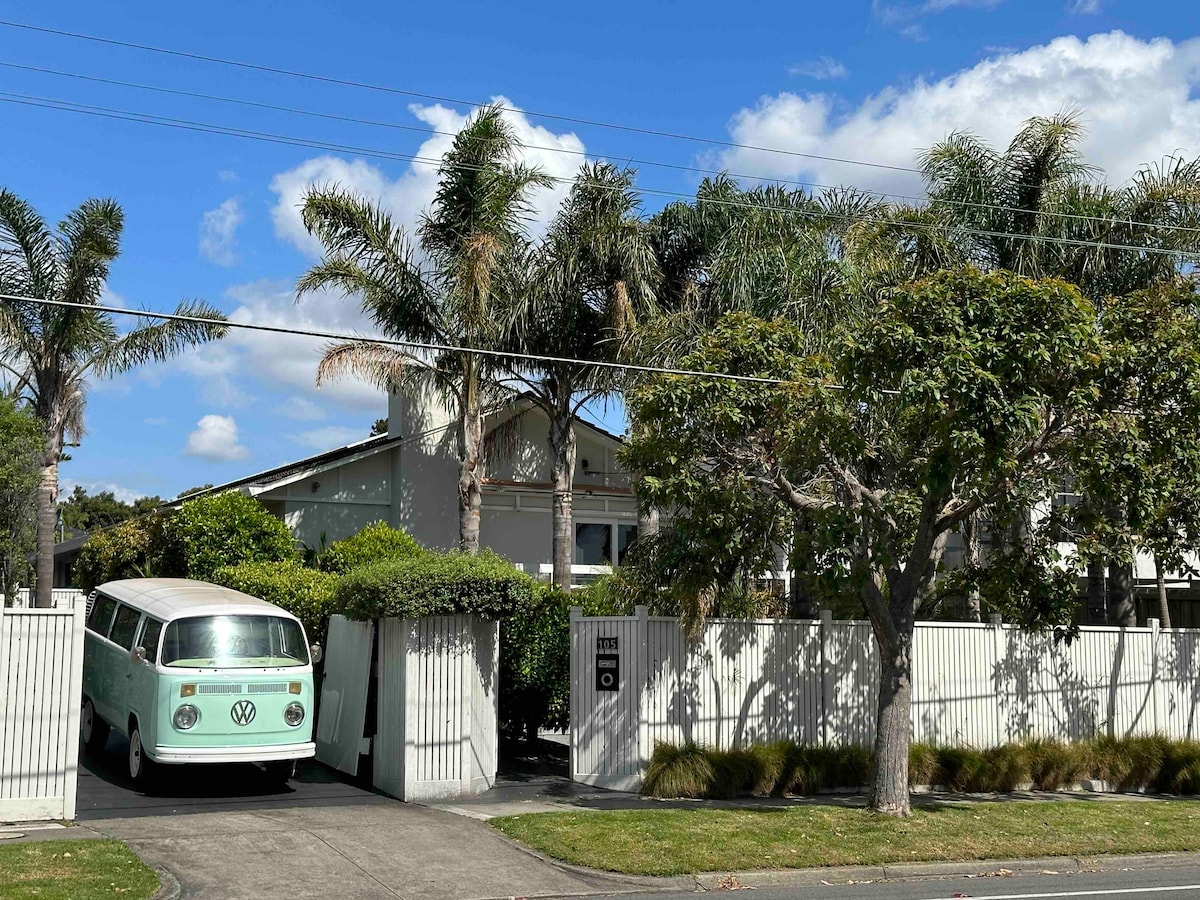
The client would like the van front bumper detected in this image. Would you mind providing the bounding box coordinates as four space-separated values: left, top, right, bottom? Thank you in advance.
149 741 316 765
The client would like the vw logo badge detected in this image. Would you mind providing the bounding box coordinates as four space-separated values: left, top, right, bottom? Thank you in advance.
231 700 256 726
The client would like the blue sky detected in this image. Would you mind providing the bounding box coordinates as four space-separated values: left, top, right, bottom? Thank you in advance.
0 0 1196 502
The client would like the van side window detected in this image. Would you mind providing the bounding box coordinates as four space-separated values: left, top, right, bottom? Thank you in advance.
139 618 164 662
109 605 142 651
87 594 118 636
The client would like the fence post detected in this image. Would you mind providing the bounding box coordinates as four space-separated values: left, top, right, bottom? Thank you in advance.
1148 617 1161 735
569 606 582 783
820 608 833 748
635 605 649 777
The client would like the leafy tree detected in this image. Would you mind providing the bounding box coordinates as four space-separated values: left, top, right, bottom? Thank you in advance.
370 418 388 436
0 395 41 601
58 485 163 532
299 105 551 552
625 269 1117 815
159 492 297 581
0 190 226 606
73 515 165 591
175 484 214 500
512 163 657 586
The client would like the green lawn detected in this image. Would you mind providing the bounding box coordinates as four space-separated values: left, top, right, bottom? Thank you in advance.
489 800 1200 876
0 839 160 900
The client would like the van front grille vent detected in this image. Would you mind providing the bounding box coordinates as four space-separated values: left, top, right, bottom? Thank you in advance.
247 683 289 694
198 683 243 695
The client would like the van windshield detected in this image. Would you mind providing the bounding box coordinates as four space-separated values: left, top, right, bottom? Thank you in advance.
162 616 309 668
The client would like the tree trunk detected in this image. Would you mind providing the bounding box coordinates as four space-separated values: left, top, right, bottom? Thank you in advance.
34 456 58 607
548 395 577 588
1107 558 1135 626
457 396 483 554
962 511 982 622
1155 554 1171 629
789 515 816 620
869 614 913 816
1086 557 1108 625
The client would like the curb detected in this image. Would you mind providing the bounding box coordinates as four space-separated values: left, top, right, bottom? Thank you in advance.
691 852 1200 891
150 865 182 900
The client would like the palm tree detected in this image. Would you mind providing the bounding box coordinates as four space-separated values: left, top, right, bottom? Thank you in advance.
509 163 657 587
0 190 226 606
299 105 551 552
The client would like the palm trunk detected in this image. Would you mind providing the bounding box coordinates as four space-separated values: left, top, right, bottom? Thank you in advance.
868 595 914 816
457 387 483 554
1155 554 1171 629
34 455 58 607
962 510 982 622
1107 557 1135 626
548 394 577 588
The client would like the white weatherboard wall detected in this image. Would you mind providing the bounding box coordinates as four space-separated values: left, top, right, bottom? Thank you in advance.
0 597 86 821
571 609 1200 790
318 613 498 802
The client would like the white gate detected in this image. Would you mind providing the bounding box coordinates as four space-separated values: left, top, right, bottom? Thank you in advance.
315 615 375 776
0 597 86 822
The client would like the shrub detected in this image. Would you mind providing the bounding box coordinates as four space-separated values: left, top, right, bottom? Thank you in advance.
334 549 535 621
1156 740 1200 794
1090 734 1170 791
500 585 572 740
1024 738 1086 791
162 492 297 581
318 521 423 574
643 742 717 799
909 743 942 787
74 515 168 592
210 560 339 648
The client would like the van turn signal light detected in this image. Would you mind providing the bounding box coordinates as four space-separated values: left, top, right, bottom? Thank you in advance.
180 684 196 698
289 682 302 695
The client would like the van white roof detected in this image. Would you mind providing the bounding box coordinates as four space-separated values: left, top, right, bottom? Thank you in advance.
96 578 301 624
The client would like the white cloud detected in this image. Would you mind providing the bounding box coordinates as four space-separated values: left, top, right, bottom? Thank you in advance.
279 396 327 421
290 425 364 451
199 197 243 267
269 98 586 258
185 415 250 462
873 0 1005 37
788 57 849 80
60 479 146 504
717 32 1200 200
218 170 239 182
1067 0 1101 12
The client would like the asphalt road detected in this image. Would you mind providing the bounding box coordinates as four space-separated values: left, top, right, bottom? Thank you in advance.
610 865 1200 900
76 731 384 820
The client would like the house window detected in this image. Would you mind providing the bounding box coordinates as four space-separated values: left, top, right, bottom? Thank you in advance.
575 522 639 566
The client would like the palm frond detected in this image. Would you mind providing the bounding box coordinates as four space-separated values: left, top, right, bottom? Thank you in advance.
90 300 227 378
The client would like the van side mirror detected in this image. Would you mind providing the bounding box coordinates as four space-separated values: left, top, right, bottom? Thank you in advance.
309 644 323 665
130 646 147 666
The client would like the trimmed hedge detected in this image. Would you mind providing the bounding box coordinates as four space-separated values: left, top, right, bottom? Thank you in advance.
164 492 298 581
500 585 572 740
642 736 1200 799
317 521 423 574
334 550 535 621
210 560 339 648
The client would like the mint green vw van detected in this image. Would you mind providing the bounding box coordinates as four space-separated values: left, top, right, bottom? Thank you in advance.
81 579 319 785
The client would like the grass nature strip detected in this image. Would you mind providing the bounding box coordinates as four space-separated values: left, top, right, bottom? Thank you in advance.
489 800 1200 876
0 839 159 900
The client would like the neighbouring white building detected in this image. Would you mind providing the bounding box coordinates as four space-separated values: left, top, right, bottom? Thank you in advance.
181 390 640 584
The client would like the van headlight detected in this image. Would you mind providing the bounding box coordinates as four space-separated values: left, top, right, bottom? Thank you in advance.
173 704 199 730
284 702 305 727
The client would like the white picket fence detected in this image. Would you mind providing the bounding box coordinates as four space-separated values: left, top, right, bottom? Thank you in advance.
570 608 1200 790
3 589 86 609
0 597 86 821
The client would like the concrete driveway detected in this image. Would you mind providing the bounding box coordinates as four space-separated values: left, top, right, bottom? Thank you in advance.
79 737 653 900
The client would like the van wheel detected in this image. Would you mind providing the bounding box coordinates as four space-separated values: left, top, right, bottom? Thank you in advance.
264 760 296 784
128 723 157 788
81 698 110 753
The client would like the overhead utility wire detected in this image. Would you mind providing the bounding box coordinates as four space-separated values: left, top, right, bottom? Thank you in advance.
0 294 868 391
1 91 1193 261
5 60 1198 238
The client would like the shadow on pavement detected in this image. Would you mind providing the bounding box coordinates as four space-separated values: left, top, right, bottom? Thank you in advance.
78 733 387 821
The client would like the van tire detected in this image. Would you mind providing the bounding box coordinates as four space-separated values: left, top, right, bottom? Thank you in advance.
264 760 296 784
81 698 110 753
127 721 157 789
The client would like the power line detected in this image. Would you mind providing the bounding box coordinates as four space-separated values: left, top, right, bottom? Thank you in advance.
2 90 1194 261
0 294 857 390
6 59 1198 238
